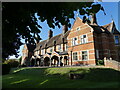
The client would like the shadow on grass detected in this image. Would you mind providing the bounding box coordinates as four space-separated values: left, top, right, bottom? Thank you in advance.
10 67 120 82
83 68 120 82
2 67 120 88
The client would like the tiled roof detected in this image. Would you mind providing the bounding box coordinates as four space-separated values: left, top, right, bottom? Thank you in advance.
34 40 47 51
90 21 120 34
34 30 70 51
102 21 120 34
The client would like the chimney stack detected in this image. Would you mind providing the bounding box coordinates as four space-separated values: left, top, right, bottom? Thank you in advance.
90 13 98 25
48 29 53 39
63 25 68 35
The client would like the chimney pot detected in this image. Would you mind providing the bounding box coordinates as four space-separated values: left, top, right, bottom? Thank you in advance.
90 13 98 25
63 25 68 34
48 29 53 39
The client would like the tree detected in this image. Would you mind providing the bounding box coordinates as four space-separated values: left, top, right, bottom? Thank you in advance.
2 2 105 59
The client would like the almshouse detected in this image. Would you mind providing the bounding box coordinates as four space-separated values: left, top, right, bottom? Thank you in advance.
22 14 120 67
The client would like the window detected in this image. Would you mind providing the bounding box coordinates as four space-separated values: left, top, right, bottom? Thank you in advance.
81 35 87 44
76 27 80 31
37 51 39 55
58 45 61 51
41 49 44 55
72 37 78 46
108 50 110 58
82 51 88 60
96 50 99 59
73 52 78 60
114 36 119 45
50 48 52 53
23 53 25 56
65 44 68 51
23 53 27 56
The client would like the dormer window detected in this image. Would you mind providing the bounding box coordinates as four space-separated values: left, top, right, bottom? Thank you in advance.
40 45 42 48
50 48 52 53
58 45 61 51
114 36 119 45
76 27 80 31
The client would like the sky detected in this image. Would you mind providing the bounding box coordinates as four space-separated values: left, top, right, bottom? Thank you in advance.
9 1 119 59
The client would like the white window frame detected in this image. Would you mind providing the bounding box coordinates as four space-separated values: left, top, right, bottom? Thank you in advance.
58 44 61 51
80 34 88 44
72 37 78 46
65 44 68 51
81 51 88 61
72 52 78 61
41 49 44 55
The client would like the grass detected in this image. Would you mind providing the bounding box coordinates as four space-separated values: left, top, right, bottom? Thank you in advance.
2 67 120 88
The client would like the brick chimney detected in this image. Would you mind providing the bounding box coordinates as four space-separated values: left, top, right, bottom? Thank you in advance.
90 13 98 25
62 25 68 35
48 29 53 39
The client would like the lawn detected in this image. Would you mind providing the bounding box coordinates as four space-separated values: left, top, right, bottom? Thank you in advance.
2 67 120 88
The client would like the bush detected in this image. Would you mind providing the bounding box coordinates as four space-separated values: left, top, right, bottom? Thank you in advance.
2 64 11 75
97 60 104 65
4 59 19 68
18 56 22 64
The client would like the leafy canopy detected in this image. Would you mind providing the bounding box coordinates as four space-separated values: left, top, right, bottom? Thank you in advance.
2 2 105 59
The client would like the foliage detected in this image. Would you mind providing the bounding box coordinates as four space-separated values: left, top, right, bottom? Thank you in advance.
2 2 106 59
2 67 120 88
4 59 19 68
2 58 6 63
97 60 104 65
2 64 11 75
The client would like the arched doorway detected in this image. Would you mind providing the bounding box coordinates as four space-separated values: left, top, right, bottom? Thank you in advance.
36 58 41 66
44 57 50 66
64 56 68 65
30 58 35 66
51 55 59 67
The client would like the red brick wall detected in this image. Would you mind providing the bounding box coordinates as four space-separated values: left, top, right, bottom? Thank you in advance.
67 17 96 65
93 32 118 60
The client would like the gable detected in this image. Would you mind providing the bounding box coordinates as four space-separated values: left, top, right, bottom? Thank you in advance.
68 17 93 39
71 17 92 32
23 44 28 50
102 21 120 34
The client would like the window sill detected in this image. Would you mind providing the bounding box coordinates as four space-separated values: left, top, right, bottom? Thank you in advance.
71 41 94 47
73 60 80 61
79 60 88 61
73 60 88 62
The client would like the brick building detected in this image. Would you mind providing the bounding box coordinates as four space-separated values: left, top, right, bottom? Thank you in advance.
21 44 35 66
22 15 120 67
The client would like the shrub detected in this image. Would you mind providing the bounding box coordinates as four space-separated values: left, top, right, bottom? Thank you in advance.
18 56 22 64
2 64 11 75
4 59 19 68
97 60 104 65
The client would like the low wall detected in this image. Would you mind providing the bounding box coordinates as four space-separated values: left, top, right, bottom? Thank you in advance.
104 59 120 71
